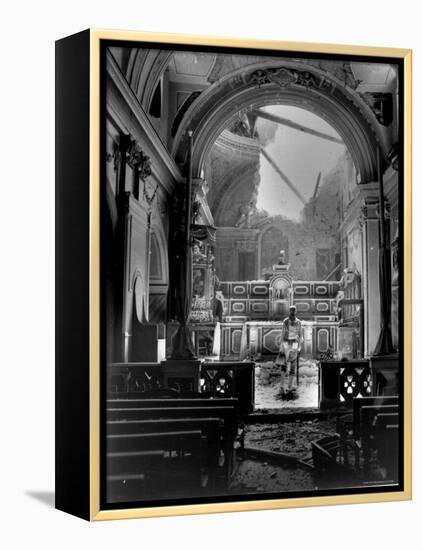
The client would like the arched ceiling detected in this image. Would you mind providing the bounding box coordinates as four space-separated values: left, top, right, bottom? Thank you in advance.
109 47 397 184
171 61 387 182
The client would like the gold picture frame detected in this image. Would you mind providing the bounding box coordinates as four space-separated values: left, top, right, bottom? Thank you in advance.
55 28 412 521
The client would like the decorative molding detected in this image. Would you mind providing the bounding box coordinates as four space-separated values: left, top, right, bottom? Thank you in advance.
126 136 152 181
360 92 393 126
248 67 335 94
143 180 159 210
171 90 202 137
387 142 399 171
171 59 383 184
106 139 120 172
106 50 183 190
236 240 256 252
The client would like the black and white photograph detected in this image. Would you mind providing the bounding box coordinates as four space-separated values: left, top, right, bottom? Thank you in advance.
102 40 406 509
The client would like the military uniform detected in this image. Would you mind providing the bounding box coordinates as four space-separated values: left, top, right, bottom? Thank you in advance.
278 313 303 396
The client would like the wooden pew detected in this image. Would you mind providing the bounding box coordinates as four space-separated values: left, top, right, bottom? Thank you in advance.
106 449 166 502
353 396 399 440
311 434 342 470
107 429 206 477
107 417 221 436
106 449 165 477
374 413 399 480
374 412 399 431
107 397 238 412
106 404 238 479
336 396 399 470
107 430 203 453
106 406 237 435
360 404 399 472
107 417 221 480
106 433 202 501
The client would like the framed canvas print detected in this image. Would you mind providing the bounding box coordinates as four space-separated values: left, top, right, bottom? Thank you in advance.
55 29 412 521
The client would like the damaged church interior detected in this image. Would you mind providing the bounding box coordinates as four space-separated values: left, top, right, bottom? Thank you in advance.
103 44 402 505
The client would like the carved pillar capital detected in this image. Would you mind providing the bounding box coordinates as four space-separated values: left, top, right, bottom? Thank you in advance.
125 135 152 179
375 200 391 221
106 139 121 172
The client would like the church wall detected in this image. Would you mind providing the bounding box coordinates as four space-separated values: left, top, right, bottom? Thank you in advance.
215 217 339 282
105 50 181 363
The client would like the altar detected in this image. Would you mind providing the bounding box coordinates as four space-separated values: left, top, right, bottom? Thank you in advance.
219 319 337 360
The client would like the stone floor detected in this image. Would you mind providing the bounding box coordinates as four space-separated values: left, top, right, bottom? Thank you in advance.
255 358 319 409
229 457 315 495
243 418 337 461
229 418 374 495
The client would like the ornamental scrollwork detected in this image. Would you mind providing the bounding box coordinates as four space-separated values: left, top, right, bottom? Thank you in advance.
360 92 393 126
248 67 336 93
106 134 152 182
106 140 121 172
143 180 158 208
126 137 152 181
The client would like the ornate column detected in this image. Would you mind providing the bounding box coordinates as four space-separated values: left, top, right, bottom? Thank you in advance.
359 200 381 356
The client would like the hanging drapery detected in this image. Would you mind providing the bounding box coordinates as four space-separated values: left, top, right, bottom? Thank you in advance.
374 146 394 356
171 244 195 359
168 131 196 360
212 322 221 357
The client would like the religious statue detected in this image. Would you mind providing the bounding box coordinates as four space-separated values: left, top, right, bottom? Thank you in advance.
278 249 287 265
339 264 361 288
192 268 205 298
234 201 255 228
192 243 207 263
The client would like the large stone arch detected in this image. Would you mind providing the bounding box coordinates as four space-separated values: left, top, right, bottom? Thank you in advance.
171 60 384 183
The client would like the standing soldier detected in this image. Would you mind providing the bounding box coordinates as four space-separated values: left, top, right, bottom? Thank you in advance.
278 305 303 399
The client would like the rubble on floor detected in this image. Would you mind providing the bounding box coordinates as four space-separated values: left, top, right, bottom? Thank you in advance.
227 417 335 494
229 457 315 494
255 359 319 409
243 418 337 461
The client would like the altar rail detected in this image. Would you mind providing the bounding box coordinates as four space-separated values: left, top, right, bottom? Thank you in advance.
319 356 399 408
107 360 255 416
